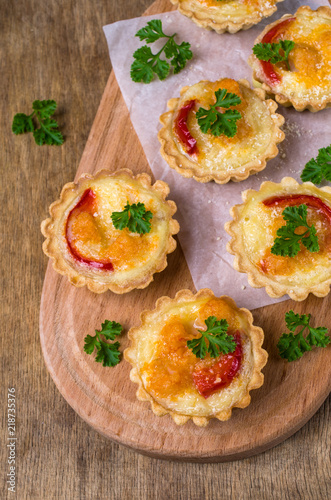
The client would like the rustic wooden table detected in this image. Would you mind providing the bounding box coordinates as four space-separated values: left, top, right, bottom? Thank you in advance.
2 1 330 498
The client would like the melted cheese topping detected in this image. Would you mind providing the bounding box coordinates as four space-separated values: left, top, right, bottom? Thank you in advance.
177 0 279 23
172 79 276 174
135 297 254 417
59 175 173 286
258 9 331 102
240 184 331 287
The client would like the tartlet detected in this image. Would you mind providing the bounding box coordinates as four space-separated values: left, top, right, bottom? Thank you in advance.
158 78 284 184
249 6 331 112
170 0 284 34
226 177 331 301
125 289 267 426
41 169 179 294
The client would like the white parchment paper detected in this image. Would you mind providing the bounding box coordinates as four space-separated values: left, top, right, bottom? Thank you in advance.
103 0 331 308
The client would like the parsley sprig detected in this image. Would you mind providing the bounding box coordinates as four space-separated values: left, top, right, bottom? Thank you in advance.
278 310 330 361
111 202 152 234
12 100 64 145
301 145 331 185
84 320 123 367
253 40 295 71
130 20 192 83
271 204 319 257
187 316 236 359
196 89 242 138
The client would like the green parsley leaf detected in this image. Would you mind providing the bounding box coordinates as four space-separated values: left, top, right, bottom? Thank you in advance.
33 117 64 146
131 46 168 83
33 128 48 146
187 336 208 359
99 320 123 340
111 202 153 234
318 146 331 179
285 310 310 332
187 316 236 359
153 57 170 81
306 327 330 348
277 331 311 361
12 113 35 135
84 320 123 367
164 39 192 74
136 19 164 43
130 60 154 84
301 158 324 185
253 40 295 71
83 334 100 355
271 204 319 257
196 89 242 138
32 99 57 119
278 310 330 361
96 341 121 367
301 145 331 184
213 89 242 109
12 99 64 145
131 20 192 83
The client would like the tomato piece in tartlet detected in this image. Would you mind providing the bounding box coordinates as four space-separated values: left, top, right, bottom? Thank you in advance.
158 78 284 184
41 169 179 294
249 6 331 112
125 289 267 427
226 177 331 301
170 0 284 34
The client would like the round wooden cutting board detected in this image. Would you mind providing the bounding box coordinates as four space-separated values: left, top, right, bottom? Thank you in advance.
40 0 331 462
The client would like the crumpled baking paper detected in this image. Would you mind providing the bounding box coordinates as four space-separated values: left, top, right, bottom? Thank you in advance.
103 0 330 308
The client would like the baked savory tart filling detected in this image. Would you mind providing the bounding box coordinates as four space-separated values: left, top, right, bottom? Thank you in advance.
158 78 284 184
170 0 283 34
226 177 331 301
41 169 179 294
249 6 331 112
125 289 267 426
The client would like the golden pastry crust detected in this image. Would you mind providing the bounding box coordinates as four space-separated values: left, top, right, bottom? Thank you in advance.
41 169 179 294
158 78 284 184
171 0 284 34
226 177 331 301
249 6 331 112
125 289 267 426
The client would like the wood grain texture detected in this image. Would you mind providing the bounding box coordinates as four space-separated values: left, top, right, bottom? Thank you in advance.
1 0 330 498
